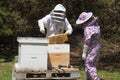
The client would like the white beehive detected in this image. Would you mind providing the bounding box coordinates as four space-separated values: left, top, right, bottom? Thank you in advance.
17 37 49 71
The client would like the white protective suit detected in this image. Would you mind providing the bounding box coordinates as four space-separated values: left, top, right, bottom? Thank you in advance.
38 4 73 37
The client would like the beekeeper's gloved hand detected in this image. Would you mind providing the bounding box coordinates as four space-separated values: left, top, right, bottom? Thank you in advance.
65 30 72 35
40 28 45 34
65 24 73 35
82 45 88 60
65 31 70 35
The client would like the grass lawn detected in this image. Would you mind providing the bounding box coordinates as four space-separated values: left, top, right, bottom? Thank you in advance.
79 68 120 80
0 62 120 80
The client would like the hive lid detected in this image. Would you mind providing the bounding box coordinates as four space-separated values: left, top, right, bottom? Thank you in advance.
17 37 49 44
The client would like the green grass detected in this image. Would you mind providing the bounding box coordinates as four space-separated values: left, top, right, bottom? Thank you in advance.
0 62 13 80
0 62 120 80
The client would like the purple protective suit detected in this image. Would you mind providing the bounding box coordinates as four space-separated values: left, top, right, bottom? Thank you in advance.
84 22 101 80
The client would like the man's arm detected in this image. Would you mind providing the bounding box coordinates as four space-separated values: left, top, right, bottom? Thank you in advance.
38 19 45 34
65 18 73 35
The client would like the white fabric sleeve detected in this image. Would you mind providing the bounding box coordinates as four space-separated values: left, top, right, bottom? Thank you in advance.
38 19 44 29
41 15 51 28
38 15 51 29
65 18 73 35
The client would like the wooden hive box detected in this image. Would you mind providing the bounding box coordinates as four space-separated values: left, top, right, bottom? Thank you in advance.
48 44 70 69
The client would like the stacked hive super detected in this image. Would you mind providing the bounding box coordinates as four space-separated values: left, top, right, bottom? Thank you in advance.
48 34 70 69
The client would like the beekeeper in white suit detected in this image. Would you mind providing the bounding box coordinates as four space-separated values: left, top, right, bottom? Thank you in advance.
38 4 73 37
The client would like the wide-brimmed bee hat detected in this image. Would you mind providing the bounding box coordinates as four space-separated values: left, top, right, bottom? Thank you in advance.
76 12 93 24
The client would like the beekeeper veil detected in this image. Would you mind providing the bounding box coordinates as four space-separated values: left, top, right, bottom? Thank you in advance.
50 4 66 23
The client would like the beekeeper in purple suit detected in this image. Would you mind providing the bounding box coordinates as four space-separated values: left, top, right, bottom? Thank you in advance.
38 4 73 37
76 12 101 80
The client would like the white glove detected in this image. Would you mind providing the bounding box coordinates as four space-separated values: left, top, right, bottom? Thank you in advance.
65 30 72 35
65 31 70 35
82 45 88 60
40 28 45 34
65 25 73 35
